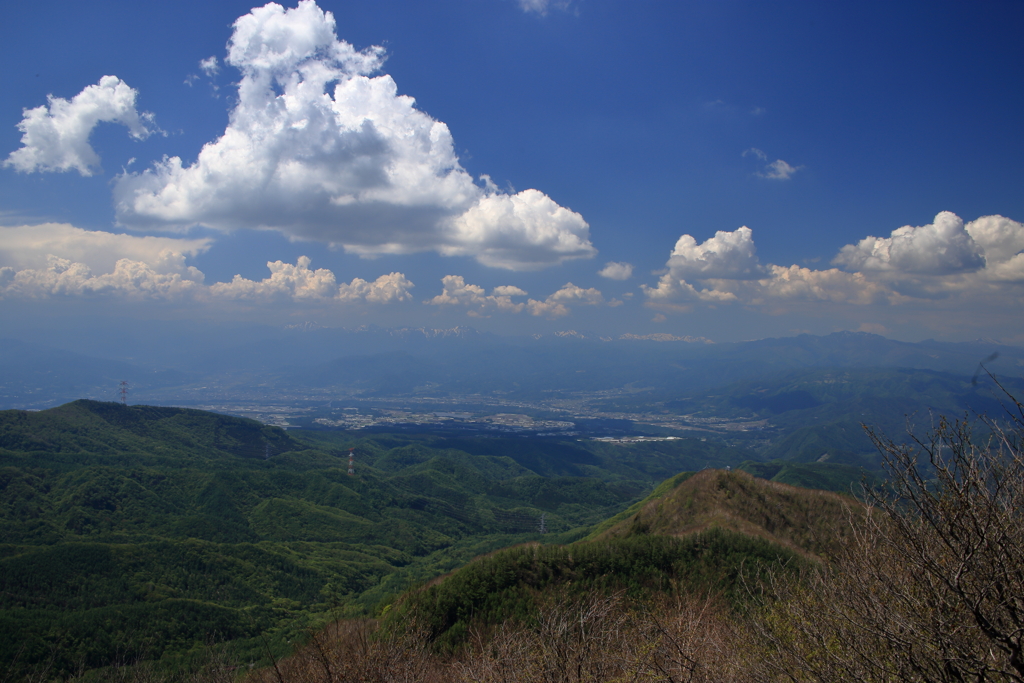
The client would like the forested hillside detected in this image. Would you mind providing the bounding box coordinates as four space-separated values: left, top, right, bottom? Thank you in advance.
0 399 800 678
5 394 1015 682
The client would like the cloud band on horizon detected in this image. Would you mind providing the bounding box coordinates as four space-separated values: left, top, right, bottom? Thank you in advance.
643 212 1024 313
0 224 414 305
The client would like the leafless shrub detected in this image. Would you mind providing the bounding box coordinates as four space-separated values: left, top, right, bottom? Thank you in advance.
751 386 1024 682
449 592 629 683
629 592 746 683
240 618 449 683
450 590 749 683
452 621 543 683
533 591 633 682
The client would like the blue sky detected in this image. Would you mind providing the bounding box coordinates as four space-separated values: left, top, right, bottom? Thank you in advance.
2 0 1022 344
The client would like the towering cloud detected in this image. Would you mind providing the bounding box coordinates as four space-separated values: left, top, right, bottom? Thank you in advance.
114 0 595 271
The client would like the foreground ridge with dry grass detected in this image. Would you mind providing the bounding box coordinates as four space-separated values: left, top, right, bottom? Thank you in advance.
374 468 854 655
222 469 863 682
248 391 1023 683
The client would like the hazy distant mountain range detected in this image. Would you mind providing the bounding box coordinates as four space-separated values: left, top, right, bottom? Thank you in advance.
1 327 1020 411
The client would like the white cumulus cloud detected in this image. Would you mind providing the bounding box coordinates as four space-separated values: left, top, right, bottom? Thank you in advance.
517 0 573 15
426 276 603 318
426 274 527 316
743 148 802 180
641 273 739 303
757 264 891 304
339 271 415 303
833 211 986 275
966 214 1024 281
113 0 595 271
598 261 633 280
0 223 208 300
442 190 594 270
210 256 413 303
0 225 412 305
666 226 766 280
643 212 1024 317
4 76 157 176
526 282 603 318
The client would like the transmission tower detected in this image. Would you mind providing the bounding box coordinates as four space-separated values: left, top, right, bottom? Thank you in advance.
347 448 355 476
538 512 547 534
118 380 130 406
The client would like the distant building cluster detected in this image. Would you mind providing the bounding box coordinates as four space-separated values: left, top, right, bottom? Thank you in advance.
591 436 683 444
313 410 576 433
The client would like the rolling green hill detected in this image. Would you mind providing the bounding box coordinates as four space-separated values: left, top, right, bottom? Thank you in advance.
381 469 862 652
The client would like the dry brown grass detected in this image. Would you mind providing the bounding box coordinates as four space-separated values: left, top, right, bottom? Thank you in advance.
238 619 446 683
233 591 754 683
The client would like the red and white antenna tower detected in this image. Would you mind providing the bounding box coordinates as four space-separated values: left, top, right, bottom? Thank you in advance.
347 448 355 476
118 380 130 406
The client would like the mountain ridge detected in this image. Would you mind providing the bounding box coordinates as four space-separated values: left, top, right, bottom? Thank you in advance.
594 468 861 560
379 466 861 651
3 330 1020 410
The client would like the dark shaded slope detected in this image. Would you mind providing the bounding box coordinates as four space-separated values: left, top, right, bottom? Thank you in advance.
738 459 878 493
0 399 297 461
